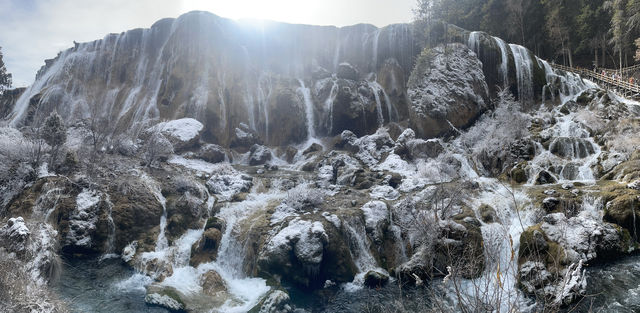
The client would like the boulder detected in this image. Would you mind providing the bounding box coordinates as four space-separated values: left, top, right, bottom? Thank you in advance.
282 146 298 163
336 63 358 80
249 144 273 166
230 123 262 152
303 143 323 155
206 166 253 202
534 170 557 185
109 177 165 252
364 270 389 288
200 270 228 297
478 204 497 223
0 217 30 256
250 290 292 313
149 118 203 152
257 218 356 289
145 285 186 312
193 143 227 163
407 43 489 138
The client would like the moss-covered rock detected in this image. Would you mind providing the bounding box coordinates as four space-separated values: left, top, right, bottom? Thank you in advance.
478 204 498 223
510 162 528 184
432 208 485 279
145 285 187 312
600 183 640 239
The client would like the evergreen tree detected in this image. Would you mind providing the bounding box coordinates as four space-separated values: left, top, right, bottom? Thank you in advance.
41 111 67 167
0 47 11 95
607 0 630 71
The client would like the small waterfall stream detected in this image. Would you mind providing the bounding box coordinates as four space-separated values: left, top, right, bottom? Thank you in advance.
324 78 339 134
509 44 534 102
368 82 385 127
342 216 387 291
493 36 510 88
297 79 317 140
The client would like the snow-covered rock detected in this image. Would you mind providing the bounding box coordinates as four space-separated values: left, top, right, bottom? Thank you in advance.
340 128 395 166
370 185 400 201
65 189 102 249
408 43 489 138
256 290 292 313
149 118 203 151
259 219 329 286
249 144 273 166
0 217 30 254
360 201 389 241
205 165 253 201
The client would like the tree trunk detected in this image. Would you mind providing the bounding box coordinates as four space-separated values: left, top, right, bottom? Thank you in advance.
602 41 606 67
568 47 573 68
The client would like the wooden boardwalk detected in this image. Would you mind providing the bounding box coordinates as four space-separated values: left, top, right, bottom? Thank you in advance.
550 63 640 99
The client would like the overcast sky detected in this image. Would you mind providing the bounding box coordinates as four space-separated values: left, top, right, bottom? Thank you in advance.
0 0 416 87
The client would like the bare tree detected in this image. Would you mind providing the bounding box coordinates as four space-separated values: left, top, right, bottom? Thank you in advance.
143 130 173 167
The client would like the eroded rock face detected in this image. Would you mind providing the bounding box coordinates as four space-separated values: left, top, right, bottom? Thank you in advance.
10 11 417 148
407 43 489 138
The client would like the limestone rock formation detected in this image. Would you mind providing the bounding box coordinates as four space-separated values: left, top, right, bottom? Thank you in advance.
407 43 489 138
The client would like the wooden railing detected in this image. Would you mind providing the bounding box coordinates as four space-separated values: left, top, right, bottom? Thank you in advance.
550 63 640 99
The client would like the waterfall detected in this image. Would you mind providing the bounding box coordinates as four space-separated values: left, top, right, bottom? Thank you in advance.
372 29 381 68
527 115 600 183
509 44 534 102
242 46 257 131
258 75 272 141
324 78 339 134
367 79 397 126
333 30 341 71
368 82 385 127
139 173 169 251
217 71 228 130
467 31 481 55
493 36 510 88
297 79 316 140
451 179 537 311
104 195 116 255
342 216 387 291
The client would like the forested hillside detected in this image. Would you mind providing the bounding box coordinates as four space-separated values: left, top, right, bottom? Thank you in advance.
414 0 640 70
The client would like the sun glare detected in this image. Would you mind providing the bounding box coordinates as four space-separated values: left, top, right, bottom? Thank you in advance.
181 0 322 25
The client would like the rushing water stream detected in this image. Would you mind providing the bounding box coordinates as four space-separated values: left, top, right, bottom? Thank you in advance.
56 257 169 313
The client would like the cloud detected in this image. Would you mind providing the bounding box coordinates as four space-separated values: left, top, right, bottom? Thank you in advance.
0 0 414 87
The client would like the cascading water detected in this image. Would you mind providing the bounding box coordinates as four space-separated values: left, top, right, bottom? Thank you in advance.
493 36 510 88
467 31 481 55
342 216 387 291
297 79 317 140
367 78 397 125
324 78 339 134
537 58 597 104
450 178 537 312
104 195 116 256
509 44 534 102
138 173 169 253
368 82 385 127
258 75 272 141
372 29 381 69
527 113 601 184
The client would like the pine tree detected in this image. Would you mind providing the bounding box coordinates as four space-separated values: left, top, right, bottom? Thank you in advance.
607 0 630 71
0 47 11 95
41 111 67 167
